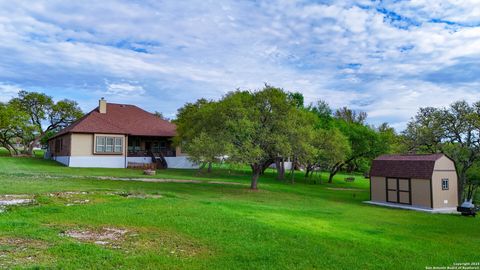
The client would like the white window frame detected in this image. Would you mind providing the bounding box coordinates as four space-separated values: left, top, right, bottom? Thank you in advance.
441 178 449 190
95 135 123 154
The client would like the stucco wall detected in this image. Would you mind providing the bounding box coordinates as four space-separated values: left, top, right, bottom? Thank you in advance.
70 133 126 157
411 178 431 208
176 146 187 157
127 157 152 163
70 133 94 156
69 156 126 168
52 156 70 166
370 176 386 202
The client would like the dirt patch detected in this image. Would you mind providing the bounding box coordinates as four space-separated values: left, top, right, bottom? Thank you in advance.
114 192 163 199
0 195 35 213
61 227 129 248
0 237 51 268
47 191 93 206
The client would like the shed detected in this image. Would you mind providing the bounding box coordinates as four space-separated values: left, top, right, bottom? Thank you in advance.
368 154 458 213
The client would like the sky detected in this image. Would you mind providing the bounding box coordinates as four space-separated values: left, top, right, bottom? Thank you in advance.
0 0 479 130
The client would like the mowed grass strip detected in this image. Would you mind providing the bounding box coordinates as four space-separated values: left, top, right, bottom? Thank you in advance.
0 151 478 269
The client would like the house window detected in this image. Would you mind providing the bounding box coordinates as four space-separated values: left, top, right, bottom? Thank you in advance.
442 179 449 190
95 136 123 154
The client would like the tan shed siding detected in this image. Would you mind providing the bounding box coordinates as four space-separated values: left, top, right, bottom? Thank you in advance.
411 178 431 208
432 171 458 208
433 156 456 171
70 133 94 156
370 176 386 202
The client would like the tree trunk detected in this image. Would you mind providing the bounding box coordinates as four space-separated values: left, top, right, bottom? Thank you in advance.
207 162 212 173
290 156 296 184
305 164 313 179
7 141 18 156
27 135 42 157
250 164 261 190
276 157 285 180
260 159 273 175
328 162 343 183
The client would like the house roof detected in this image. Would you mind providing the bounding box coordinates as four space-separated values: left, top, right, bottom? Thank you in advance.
52 103 176 138
369 154 446 179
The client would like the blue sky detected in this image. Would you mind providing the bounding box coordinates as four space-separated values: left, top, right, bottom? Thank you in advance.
0 0 479 130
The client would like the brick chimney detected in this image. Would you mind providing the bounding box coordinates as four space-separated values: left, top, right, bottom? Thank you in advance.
99 97 107 114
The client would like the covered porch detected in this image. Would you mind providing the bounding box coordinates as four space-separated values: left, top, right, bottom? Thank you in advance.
127 136 177 169
127 136 176 158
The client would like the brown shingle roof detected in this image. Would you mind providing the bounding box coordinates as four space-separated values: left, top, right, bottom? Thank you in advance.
369 154 445 179
52 103 176 138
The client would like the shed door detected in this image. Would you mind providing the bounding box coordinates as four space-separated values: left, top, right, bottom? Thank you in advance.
386 178 411 205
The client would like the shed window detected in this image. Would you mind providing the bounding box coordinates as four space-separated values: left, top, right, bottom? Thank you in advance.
442 178 449 190
95 136 123 154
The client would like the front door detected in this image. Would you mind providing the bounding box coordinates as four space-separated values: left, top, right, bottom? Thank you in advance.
386 178 411 205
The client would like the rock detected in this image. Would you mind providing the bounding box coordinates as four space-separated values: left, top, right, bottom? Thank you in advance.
143 170 156 176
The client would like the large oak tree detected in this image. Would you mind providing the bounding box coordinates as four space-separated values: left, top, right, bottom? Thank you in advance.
10 91 83 156
404 100 480 203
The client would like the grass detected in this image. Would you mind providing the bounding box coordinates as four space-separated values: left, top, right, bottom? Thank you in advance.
0 149 478 269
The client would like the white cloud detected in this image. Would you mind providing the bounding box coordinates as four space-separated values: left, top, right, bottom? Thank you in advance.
0 0 478 130
0 83 21 102
106 82 145 96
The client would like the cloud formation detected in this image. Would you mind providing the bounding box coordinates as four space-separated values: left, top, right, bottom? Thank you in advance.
0 1 479 129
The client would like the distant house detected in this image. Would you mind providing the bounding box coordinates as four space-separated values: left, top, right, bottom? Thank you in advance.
46 98 197 169
368 154 458 213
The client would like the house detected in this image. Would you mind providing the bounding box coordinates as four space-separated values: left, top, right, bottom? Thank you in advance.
46 98 198 169
367 154 458 213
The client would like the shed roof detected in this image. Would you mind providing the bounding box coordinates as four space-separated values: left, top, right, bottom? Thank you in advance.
52 103 176 138
369 154 446 179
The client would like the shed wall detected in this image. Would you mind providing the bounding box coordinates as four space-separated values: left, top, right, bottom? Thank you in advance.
410 178 431 208
370 176 386 202
432 171 458 208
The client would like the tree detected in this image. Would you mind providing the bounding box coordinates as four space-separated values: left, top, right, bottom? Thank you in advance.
334 107 367 124
288 92 304 108
284 109 317 183
174 99 229 172
175 86 314 189
153 111 169 121
10 91 83 156
0 103 30 156
403 100 480 203
327 119 385 183
220 87 298 189
307 100 333 129
304 127 350 181
465 163 480 203
377 122 405 154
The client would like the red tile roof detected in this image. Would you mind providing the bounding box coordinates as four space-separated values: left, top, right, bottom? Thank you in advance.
369 154 445 179
52 103 176 138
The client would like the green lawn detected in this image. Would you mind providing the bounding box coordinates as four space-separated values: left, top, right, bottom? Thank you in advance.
0 153 478 269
